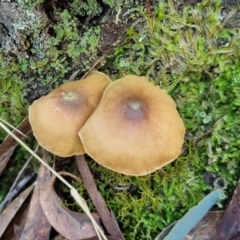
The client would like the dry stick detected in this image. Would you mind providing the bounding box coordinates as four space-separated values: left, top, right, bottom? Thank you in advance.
193 128 214 144
180 128 214 156
0 119 107 240
82 55 107 79
67 55 106 85
0 145 39 212
222 6 237 27
146 0 154 18
68 69 80 82
75 155 125 240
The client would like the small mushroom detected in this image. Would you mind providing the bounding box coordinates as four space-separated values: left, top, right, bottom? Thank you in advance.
79 75 185 176
29 71 112 157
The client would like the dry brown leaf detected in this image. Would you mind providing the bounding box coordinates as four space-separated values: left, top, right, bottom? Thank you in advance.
14 224 24 239
52 235 68 240
0 117 31 175
87 237 124 240
19 162 51 240
210 179 240 240
2 193 31 240
40 171 99 240
76 155 124 239
0 184 34 238
52 235 123 240
185 211 224 240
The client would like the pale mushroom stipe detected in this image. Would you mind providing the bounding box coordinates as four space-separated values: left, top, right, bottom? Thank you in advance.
28 71 112 157
79 75 185 176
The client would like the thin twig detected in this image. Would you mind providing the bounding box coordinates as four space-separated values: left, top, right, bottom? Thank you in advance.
193 128 214 144
82 55 107 79
0 173 36 213
0 145 39 212
180 129 214 156
146 0 154 18
68 69 81 82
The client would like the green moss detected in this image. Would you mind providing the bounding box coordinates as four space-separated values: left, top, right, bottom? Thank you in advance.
18 0 45 9
53 9 101 61
0 53 28 138
86 150 209 239
69 0 102 17
112 0 239 77
96 0 240 239
89 77 240 238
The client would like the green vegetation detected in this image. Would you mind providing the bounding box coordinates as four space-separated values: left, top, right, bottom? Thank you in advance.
0 55 28 137
1 0 240 239
97 0 240 238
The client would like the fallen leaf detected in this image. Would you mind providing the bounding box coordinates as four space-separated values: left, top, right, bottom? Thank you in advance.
0 184 34 238
210 179 240 240
19 162 51 240
76 155 124 239
0 117 31 175
2 201 30 240
153 222 176 240
52 235 67 240
52 235 123 240
87 236 124 240
185 211 224 240
40 171 99 240
0 171 36 211
155 189 222 240
14 224 24 239
13 225 23 239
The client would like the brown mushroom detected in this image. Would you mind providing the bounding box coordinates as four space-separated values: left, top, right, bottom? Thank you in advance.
79 75 185 176
29 71 112 157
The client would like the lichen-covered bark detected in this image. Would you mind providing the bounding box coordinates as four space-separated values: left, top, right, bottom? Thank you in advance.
0 0 144 103
0 0 239 103
0 2 48 53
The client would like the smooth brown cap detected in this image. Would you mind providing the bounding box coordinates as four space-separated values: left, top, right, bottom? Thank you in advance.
79 75 185 176
29 71 112 157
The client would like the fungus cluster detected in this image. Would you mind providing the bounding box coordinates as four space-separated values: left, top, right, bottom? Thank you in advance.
29 73 185 176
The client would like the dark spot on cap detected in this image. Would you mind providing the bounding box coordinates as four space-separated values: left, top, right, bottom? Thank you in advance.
60 91 85 109
123 98 147 121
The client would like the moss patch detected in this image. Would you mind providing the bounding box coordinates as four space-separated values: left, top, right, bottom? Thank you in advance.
94 0 240 238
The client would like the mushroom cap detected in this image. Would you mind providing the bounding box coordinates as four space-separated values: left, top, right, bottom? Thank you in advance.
29 71 112 157
79 75 185 176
